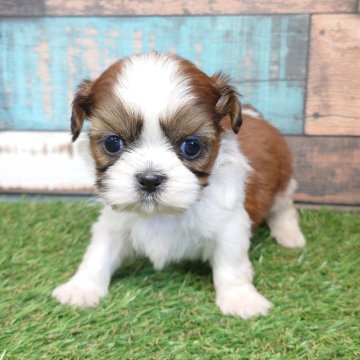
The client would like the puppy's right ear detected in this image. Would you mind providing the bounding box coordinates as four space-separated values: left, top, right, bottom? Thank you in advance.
71 79 94 142
212 72 242 134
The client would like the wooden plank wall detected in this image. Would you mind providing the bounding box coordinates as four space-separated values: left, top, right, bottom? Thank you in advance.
0 16 308 133
0 0 359 206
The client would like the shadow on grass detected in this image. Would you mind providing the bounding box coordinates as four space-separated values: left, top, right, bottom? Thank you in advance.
111 257 213 293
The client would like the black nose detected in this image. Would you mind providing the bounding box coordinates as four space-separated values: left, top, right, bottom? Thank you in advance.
136 173 165 193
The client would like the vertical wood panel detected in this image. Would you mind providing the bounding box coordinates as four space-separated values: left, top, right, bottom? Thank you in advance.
0 16 308 134
305 15 360 135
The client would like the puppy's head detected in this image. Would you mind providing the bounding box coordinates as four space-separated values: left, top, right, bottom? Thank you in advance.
71 53 242 214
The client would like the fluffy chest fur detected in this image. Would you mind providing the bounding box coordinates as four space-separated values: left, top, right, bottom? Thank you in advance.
99 131 251 270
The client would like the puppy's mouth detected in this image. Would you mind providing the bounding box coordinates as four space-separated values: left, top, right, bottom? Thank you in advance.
111 195 187 216
114 171 188 215
99 170 202 216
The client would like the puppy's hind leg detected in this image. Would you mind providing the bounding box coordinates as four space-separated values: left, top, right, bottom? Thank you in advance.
267 179 306 248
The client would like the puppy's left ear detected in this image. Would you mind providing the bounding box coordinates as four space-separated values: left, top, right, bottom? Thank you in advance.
71 79 94 142
212 72 242 133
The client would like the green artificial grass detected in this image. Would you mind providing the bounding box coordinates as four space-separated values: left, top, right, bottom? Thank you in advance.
0 200 359 359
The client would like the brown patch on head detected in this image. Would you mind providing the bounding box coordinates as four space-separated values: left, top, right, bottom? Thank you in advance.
89 112 143 179
237 109 293 228
157 55 244 185
71 60 125 141
160 105 221 186
70 59 144 181
159 56 227 186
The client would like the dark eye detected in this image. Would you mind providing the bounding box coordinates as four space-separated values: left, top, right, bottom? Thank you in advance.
103 135 124 155
179 137 203 160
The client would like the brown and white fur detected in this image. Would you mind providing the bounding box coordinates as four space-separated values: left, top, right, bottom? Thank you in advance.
52 53 305 318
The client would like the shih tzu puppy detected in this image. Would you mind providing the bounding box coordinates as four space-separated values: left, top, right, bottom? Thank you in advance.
52 53 306 318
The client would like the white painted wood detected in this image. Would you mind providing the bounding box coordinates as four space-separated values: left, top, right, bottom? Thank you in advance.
0 131 94 193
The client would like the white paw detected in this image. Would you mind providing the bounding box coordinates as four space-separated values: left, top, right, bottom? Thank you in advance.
52 278 107 308
216 285 273 319
275 229 306 249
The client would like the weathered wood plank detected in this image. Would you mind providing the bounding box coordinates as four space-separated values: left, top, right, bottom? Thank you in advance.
305 15 360 135
287 136 360 205
305 118 360 136
43 0 357 16
0 16 308 134
1 132 359 206
0 0 45 16
1 0 357 16
0 132 93 193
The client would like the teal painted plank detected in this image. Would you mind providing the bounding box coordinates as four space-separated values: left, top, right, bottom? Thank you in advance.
239 80 305 134
0 15 308 133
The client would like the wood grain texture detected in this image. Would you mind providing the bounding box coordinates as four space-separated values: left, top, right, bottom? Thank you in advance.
287 136 360 205
0 132 93 193
44 0 357 16
0 0 45 16
0 16 308 134
1 132 359 206
305 15 360 135
239 81 305 134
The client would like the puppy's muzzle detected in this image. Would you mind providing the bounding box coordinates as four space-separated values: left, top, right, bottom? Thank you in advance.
136 172 165 193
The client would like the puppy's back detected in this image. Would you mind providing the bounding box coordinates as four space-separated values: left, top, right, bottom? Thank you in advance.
237 107 293 228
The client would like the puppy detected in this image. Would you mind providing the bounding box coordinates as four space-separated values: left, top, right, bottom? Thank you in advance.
52 53 306 318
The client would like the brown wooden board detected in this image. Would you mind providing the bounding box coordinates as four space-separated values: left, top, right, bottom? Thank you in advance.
305 15 360 135
287 136 360 205
0 0 45 16
0 0 357 16
42 0 357 16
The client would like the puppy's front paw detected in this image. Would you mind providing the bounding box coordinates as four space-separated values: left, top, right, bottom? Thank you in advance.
52 278 106 308
216 284 272 319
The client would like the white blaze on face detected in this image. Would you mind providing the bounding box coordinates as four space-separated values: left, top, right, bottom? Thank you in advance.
114 53 195 138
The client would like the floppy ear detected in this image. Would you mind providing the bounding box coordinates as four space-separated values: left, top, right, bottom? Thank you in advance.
212 72 242 133
71 79 94 141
